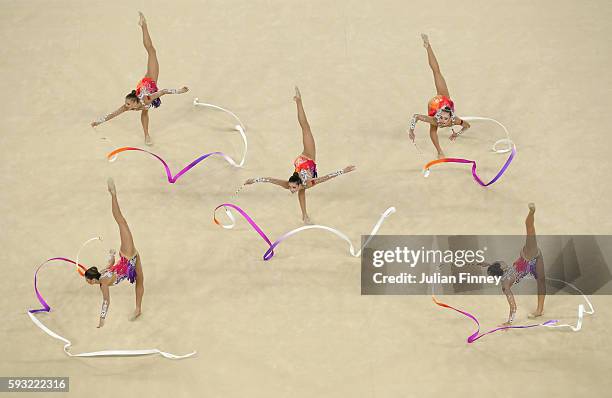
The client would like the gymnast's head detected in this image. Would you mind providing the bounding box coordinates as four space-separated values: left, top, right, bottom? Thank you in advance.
436 107 453 127
85 267 101 284
125 90 140 109
486 261 506 277
288 172 303 193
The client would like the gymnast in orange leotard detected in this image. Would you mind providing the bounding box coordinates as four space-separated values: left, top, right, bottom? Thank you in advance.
244 87 356 224
408 34 471 159
90 12 189 146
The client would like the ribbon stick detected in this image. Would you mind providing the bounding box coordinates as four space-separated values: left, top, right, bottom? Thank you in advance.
107 100 247 182
214 203 396 261
423 116 516 186
28 257 195 359
431 274 595 343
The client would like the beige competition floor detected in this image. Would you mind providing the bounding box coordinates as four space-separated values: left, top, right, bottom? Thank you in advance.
1 0 611 397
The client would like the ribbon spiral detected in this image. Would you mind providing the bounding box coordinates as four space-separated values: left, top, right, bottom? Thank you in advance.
432 275 595 343
214 203 396 261
423 116 516 186
28 240 196 359
107 99 247 182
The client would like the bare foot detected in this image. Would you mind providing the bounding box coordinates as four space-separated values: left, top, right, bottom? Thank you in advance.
437 151 445 159
528 202 536 213
129 309 142 321
303 214 312 225
145 135 153 146
294 86 301 102
421 33 430 48
528 311 543 319
138 12 146 27
107 178 116 195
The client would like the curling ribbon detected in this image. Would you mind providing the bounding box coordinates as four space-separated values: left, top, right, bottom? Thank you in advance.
28 256 195 359
107 99 247 182
214 203 396 261
431 275 595 343
423 116 516 186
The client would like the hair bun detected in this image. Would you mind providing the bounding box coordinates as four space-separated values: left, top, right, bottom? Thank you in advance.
131 90 137 95
90 267 98 272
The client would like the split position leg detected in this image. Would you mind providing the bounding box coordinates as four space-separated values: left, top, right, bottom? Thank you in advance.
139 12 159 81
294 86 316 160
108 178 136 258
132 256 145 320
422 35 447 158
422 34 449 97
429 124 444 158
523 203 545 317
107 178 143 319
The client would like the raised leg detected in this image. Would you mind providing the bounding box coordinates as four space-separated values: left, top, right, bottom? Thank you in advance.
523 203 538 259
421 34 450 97
107 178 137 258
139 12 159 82
294 87 316 160
523 203 545 317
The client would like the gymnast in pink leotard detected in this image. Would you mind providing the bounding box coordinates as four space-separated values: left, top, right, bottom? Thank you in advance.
408 34 471 159
480 203 546 328
90 12 189 146
84 178 144 328
244 87 355 224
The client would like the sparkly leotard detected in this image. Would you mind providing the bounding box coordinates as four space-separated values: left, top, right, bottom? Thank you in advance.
427 95 455 121
293 154 318 185
136 77 161 109
503 249 541 285
101 252 138 285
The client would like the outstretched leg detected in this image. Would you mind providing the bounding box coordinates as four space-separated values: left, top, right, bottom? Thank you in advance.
429 124 445 158
294 87 316 160
298 189 311 224
107 178 137 258
131 256 145 320
523 203 546 317
139 12 159 82
421 34 449 97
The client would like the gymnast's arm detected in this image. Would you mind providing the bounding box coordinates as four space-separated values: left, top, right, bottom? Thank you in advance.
91 105 128 127
307 165 356 188
146 86 189 101
245 177 290 189
449 117 470 141
97 283 110 328
408 114 436 141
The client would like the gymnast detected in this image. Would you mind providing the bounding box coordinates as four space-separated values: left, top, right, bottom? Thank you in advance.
408 34 471 158
245 87 355 224
91 12 189 146
84 178 144 328
479 203 546 327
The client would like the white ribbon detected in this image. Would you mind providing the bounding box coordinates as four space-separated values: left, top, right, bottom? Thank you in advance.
193 98 248 167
